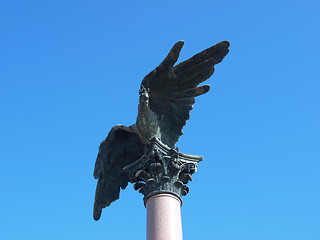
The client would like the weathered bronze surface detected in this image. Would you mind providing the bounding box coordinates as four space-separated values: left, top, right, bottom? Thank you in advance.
123 137 202 206
93 40 229 220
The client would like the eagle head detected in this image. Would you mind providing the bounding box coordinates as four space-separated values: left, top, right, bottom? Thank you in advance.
139 85 150 104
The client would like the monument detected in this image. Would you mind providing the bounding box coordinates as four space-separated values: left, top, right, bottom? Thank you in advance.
93 40 229 239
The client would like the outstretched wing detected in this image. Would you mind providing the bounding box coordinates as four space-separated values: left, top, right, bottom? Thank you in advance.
93 125 144 220
141 40 230 147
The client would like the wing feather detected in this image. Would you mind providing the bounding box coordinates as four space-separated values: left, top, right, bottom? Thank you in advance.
93 125 144 220
140 41 229 147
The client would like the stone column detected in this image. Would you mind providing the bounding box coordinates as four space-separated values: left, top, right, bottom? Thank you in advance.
146 194 183 240
124 137 202 240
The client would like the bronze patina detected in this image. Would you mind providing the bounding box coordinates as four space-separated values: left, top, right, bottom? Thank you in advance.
93 41 229 220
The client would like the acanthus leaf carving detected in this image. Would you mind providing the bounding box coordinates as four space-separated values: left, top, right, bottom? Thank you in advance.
123 137 203 204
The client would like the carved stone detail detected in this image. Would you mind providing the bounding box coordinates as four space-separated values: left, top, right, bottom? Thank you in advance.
123 137 203 205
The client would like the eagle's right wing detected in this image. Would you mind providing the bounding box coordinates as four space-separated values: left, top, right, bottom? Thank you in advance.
141 41 230 148
93 125 144 220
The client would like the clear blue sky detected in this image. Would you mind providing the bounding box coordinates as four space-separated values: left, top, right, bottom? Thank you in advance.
1 0 319 239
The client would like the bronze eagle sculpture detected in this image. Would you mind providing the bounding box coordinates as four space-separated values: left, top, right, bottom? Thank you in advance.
93 40 230 220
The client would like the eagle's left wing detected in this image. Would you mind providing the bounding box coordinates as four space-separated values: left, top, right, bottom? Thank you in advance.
93 125 144 220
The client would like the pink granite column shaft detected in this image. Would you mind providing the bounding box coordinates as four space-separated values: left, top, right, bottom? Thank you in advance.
146 193 183 240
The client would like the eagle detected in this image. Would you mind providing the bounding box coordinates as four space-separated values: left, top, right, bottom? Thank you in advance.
93 40 230 220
